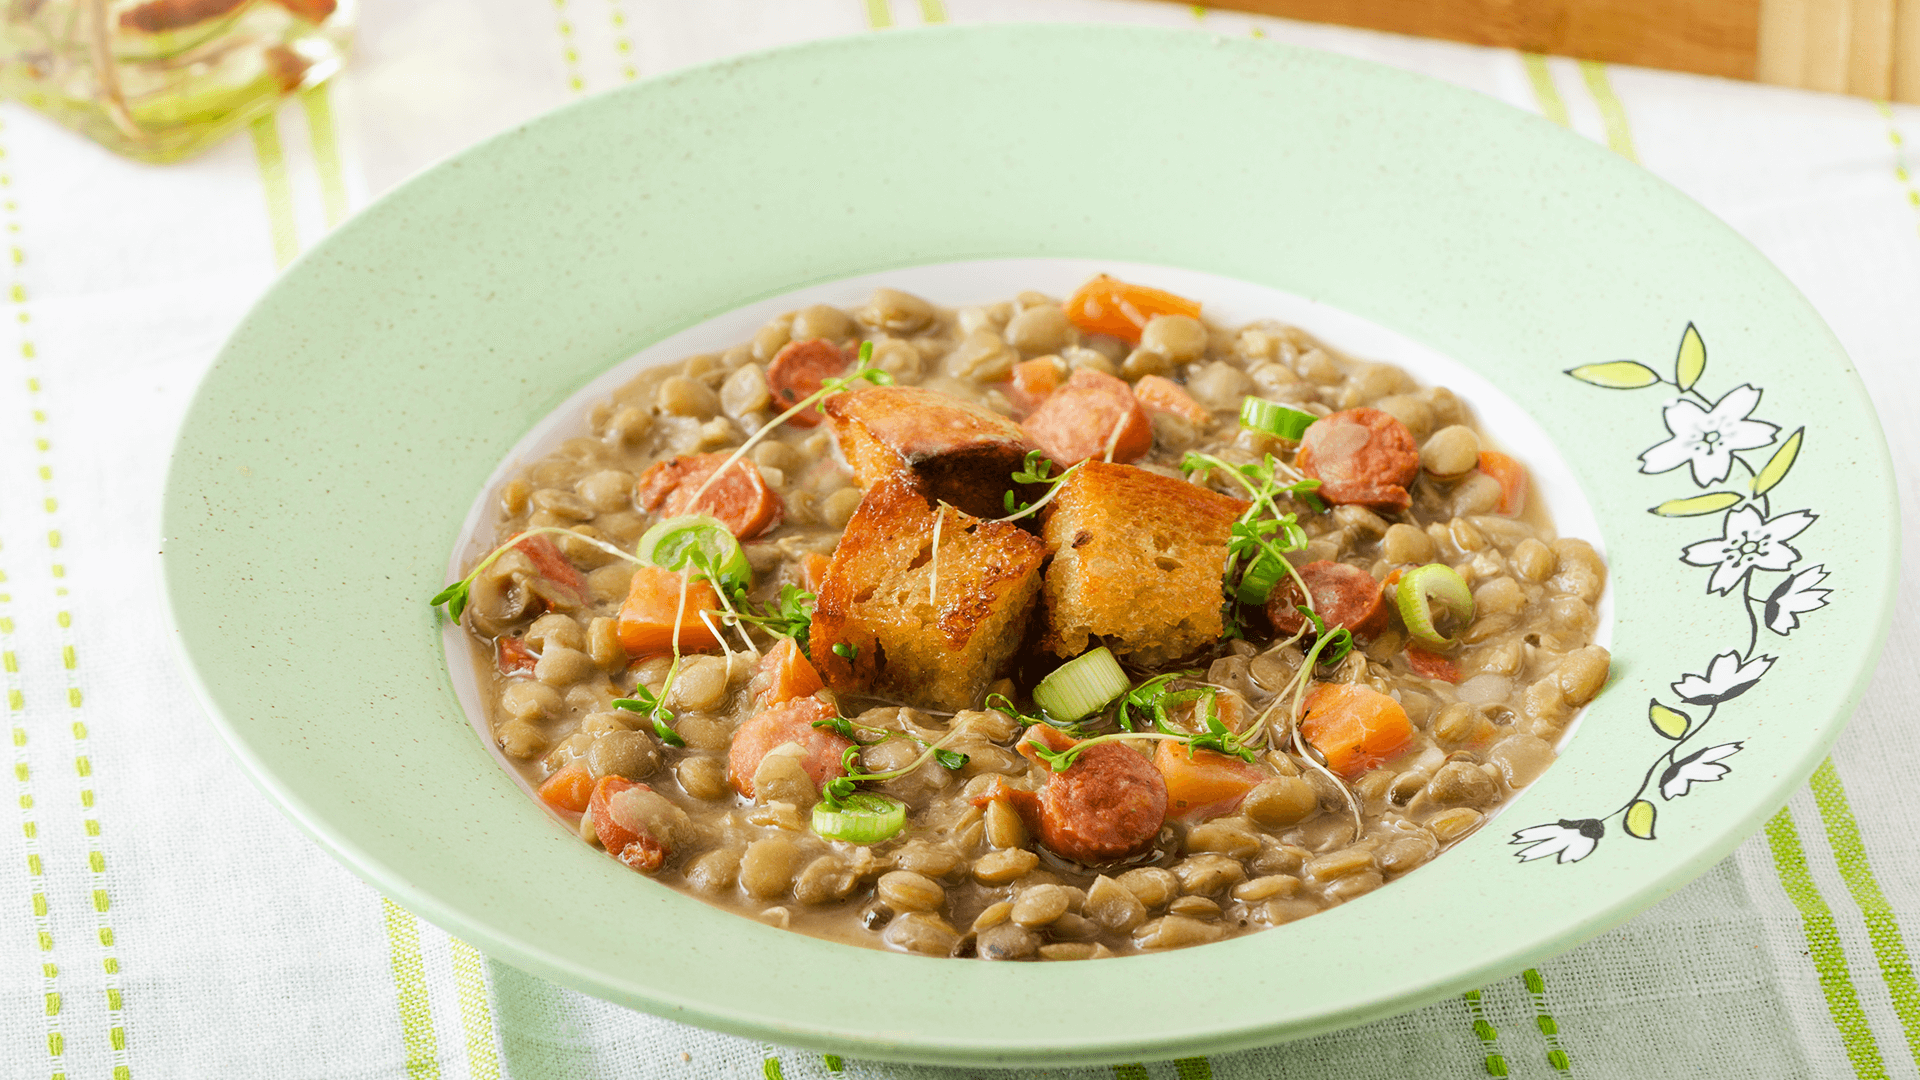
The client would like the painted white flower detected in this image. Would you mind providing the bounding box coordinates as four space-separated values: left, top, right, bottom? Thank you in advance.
1660 743 1744 799
1681 506 1816 595
1764 564 1832 636
1510 820 1604 864
1637 384 1779 486
1671 651 1774 705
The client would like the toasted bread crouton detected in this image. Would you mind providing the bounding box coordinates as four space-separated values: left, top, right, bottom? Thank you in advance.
811 473 1046 711
1041 461 1248 664
824 386 1037 518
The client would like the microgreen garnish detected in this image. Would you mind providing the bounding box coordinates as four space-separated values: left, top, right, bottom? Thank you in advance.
683 340 891 511
1113 672 1190 732
1182 449 1327 628
428 525 646 621
1024 669 1260 772
807 717 971 784
997 450 1085 523
984 691 1078 732
609 686 686 748
819 731 969 807
832 641 858 661
429 580 471 621
726 582 816 655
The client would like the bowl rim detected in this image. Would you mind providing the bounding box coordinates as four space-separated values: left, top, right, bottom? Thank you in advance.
160 23 1901 1066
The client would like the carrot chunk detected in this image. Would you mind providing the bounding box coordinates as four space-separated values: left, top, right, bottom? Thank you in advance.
1476 450 1529 517
750 636 825 709
800 551 832 593
1064 277 1201 345
1006 356 1065 416
1132 375 1211 427
1153 740 1268 823
537 764 594 814
616 564 724 659
1298 683 1415 780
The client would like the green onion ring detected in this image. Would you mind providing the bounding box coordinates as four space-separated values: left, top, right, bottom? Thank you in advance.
636 513 751 592
1395 563 1475 649
1239 397 1317 441
811 792 907 844
1032 646 1130 724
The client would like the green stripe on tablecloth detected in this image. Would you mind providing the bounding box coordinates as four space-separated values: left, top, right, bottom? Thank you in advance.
917 0 947 21
1577 61 1639 162
1464 989 1509 1076
1172 1056 1213 1080
299 86 349 229
1522 967 1571 1072
605 0 638 81
449 936 502 1080
1519 54 1570 128
383 898 442 1079
1767 808 1888 1078
1810 759 1920 1062
550 0 586 93
1111 1064 1149 1080
0 537 63 1080
1878 102 1920 233
248 114 300 268
7 129 136 1080
864 0 892 29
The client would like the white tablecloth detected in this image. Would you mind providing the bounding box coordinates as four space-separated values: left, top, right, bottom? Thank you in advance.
3 2 1917 1077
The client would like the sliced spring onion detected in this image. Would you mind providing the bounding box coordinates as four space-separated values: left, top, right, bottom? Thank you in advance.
1032 646 1130 723
812 792 907 844
1235 551 1289 604
1240 398 1317 441
1395 563 1475 649
636 514 750 591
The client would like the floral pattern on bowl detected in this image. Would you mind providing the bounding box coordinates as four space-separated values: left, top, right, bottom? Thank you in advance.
1514 326 1831 864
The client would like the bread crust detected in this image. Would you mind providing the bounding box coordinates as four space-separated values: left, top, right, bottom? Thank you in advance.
1040 461 1247 664
824 386 1037 518
811 473 1046 711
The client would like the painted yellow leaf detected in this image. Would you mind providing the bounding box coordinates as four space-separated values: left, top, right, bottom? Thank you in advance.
1753 427 1804 495
1674 323 1706 391
1625 799 1657 839
1650 492 1742 517
1566 361 1661 389
1649 701 1690 740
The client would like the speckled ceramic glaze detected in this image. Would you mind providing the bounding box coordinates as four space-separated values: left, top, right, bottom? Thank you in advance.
160 25 1899 1067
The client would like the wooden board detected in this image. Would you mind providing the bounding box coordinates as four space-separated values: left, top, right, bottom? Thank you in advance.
1201 0 1920 101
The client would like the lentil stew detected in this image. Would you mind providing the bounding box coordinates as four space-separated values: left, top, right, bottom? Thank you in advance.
438 277 1611 961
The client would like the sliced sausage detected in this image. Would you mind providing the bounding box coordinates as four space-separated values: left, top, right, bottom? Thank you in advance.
824 385 1036 518
1295 407 1420 511
1267 560 1389 639
514 534 586 607
1405 646 1460 683
1010 726 1167 864
1020 368 1152 467
727 695 853 799
634 451 782 539
764 338 853 428
591 776 691 872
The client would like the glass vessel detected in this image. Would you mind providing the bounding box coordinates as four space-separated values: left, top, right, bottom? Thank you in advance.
0 0 353 163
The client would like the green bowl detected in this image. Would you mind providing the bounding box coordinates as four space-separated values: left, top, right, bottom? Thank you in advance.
160 25 1899 1067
